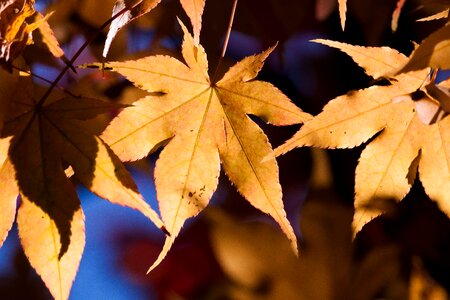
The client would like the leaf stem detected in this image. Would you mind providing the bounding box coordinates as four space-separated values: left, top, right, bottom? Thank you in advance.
35 3 137 107
212 0 238 83
430 68 438 83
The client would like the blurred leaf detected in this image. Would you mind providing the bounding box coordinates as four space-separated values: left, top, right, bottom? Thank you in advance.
0 0 38 69
391 0 406 32
409 258 448 300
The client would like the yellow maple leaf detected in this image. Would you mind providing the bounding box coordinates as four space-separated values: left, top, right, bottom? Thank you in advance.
0 137 18 248
275 39 450 233
0 74 164 300
98 21 310 271
103 0 205 57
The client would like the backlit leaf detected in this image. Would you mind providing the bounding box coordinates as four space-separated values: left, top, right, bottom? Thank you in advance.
398 23 450 73
0 0 40 69
179 0 205 45
0 73 164 299
275 40 450 233
338 0 346 30
99 21 310 270
103 0 205 57
0 137 17 247
417 9 449 22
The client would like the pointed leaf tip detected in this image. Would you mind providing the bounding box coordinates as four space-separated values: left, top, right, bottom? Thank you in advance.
338 0 347 31
147 236 174 273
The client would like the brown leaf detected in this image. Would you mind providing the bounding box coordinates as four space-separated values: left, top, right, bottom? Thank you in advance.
0 73 163 299
0 67 19 132
0 0 40 69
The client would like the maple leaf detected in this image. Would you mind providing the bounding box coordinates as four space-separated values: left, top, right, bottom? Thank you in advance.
103 0 205 57
0 137 18 248
275 39 450 233
0 0 39 69
0 74 164 300
0 0 69 72
398 23 450 73
97 21 310 270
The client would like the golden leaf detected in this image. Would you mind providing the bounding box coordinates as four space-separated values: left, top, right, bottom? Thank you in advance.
179 0 205 45
0 137 18 247
99 21 310 271
275 40 450 233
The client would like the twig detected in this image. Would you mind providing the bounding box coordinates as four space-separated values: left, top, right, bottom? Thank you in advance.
35 2 140 107
212 0 238 83
11 65 81 98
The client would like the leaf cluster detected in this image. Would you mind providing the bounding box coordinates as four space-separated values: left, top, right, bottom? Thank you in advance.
2 0 450 299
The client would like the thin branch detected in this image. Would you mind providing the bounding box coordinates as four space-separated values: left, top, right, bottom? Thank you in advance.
11 65 81 98
212 0 238 83
35 3 140 107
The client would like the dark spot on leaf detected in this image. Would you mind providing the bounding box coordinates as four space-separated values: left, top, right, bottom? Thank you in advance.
411 90 425 101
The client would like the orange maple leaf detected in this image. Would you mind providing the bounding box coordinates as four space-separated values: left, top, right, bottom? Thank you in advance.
0 73 164 300
0 0 38 68
275 39 450 233
0 0 67 70
98 21 311 271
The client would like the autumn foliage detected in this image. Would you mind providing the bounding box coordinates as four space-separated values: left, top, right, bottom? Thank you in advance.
2 0 450 299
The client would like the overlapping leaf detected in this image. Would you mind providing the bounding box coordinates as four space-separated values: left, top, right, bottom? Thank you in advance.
0 0 68 71
99 22 310 270
0 73 164 299
398 23 450 73
103 0 205 57
0 0 37 68
275 39 450 233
